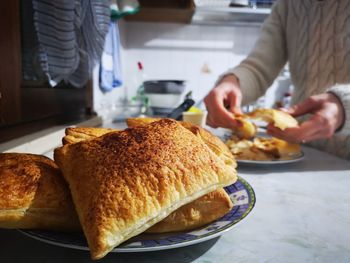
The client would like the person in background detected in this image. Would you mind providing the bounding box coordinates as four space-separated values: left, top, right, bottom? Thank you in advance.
204 0 350 160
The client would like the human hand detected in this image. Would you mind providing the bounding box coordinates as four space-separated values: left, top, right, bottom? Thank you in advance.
267 93 345 143
204 74 243 129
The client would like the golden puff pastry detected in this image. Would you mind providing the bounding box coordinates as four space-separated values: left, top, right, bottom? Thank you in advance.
146 188 233 233
63 124 235 234
248 108 298 130
126 117 161 128
0 153 79 230
54 119 237 259
62 127 115 145
126 118 237 169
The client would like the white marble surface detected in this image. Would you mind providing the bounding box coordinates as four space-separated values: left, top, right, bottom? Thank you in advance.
1 126 350 263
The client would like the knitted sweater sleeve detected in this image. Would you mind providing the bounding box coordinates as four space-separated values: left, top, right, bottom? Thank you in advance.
328 85 350 135
217 0 288 105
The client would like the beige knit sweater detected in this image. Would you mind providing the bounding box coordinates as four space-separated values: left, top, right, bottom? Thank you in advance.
224 0 350 160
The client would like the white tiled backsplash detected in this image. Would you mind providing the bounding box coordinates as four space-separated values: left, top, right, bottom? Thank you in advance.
94 20 262 114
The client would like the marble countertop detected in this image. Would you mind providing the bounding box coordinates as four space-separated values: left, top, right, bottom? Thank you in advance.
1 123 350 263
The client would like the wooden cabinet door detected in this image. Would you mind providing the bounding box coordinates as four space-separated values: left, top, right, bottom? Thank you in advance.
0 0 21 126
0 0 94 143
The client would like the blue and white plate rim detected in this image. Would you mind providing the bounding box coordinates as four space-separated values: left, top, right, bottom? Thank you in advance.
19 176 255 253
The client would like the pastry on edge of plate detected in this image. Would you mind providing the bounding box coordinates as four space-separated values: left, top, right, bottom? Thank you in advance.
54 119 237 259
62 122 235 234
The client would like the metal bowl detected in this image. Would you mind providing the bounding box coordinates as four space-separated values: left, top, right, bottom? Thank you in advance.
143 80 186 94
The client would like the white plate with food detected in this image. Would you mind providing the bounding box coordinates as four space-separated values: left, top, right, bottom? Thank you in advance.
19 177 255 253
225 135 305 165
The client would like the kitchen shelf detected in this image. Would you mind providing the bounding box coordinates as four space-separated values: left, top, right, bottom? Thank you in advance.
124 0 195 24
192 6 271 26
196 6 271 14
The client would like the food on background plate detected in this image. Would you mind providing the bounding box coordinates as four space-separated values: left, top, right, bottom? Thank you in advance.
0 153 79 230
253 137 301 159
226 136 301 161
226 109 301 161
54 119 237 259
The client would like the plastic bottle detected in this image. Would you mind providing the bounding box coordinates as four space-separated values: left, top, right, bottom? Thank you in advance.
131 62 149 116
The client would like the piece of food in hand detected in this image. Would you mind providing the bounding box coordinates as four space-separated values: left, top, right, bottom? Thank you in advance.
54 119 237 260
233 116 257 139
63 127 115 145
0 153 79 230
248 108 298 130
146 188 233 233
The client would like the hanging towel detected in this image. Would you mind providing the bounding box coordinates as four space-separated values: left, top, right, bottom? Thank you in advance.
32 0 110 88
99 22 123 92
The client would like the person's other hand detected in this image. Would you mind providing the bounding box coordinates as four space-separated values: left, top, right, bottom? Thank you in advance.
204 74 243 129
267 93 345 143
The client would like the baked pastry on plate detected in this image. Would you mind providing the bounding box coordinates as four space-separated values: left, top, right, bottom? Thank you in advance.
146 187 233 233
54 119 237 259
64 123 236 235
0 153 79 230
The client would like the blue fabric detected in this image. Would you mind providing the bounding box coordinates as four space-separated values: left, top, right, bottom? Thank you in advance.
100 22 123 92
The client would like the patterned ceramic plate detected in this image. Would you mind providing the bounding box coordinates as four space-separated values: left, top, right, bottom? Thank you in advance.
19 177 255 252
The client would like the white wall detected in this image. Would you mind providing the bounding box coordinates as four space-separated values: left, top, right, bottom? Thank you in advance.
122 21 261 106
93 20 263 115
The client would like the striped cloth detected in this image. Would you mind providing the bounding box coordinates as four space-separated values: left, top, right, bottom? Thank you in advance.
30 0 110 87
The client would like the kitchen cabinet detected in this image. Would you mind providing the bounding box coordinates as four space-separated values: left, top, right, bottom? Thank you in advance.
124 0 270 25
125 0 196 23
0 0 94 143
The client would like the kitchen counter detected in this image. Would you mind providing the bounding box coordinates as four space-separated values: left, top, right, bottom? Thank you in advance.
1 124 350 263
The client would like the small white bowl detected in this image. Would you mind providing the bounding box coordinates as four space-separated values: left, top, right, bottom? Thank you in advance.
182 111 208 127
146 93 182 108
